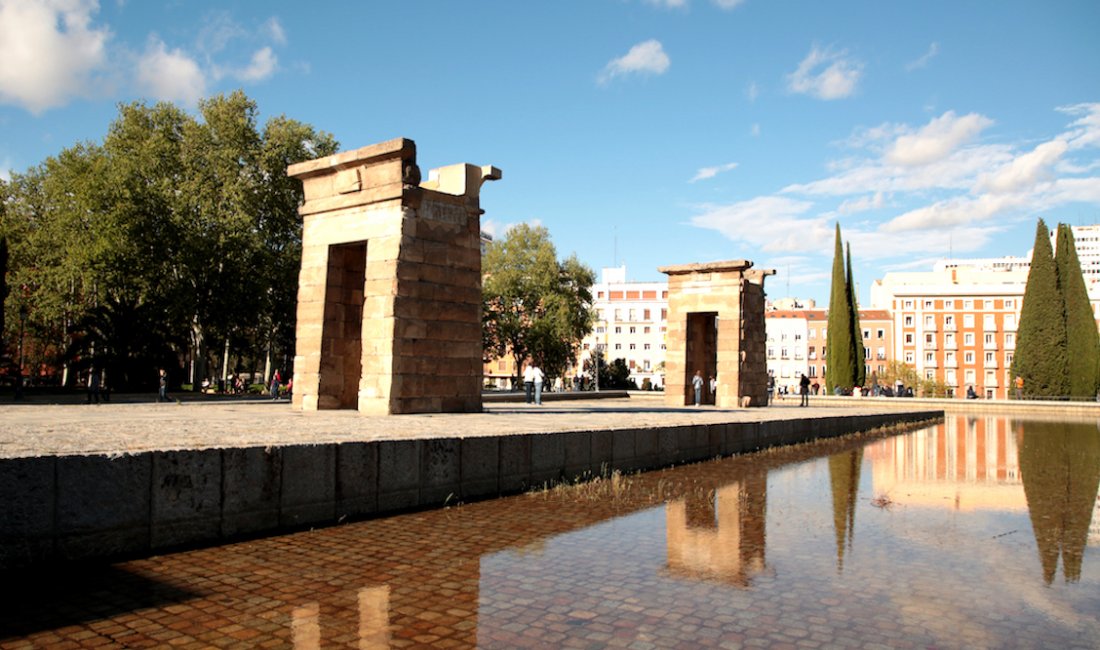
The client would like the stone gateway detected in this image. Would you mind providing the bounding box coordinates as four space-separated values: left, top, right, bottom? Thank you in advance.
287 138 500 414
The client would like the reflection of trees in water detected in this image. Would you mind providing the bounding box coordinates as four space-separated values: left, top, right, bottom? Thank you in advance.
829 449 863 572
1016 420 1100 584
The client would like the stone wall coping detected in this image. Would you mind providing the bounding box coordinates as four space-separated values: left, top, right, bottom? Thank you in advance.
288 137 415 179
659 260 754 275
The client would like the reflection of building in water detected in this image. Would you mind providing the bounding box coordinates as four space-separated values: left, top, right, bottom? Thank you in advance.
1090 484 1100 546
292 586 390 650
866 416 1025 512
665 473 768 586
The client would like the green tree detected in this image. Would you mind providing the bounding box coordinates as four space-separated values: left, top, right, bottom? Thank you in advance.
847 243 866 387
1054 224 1100 398
0 235 7 340
1013 219 1069 398
482 223 595 384
826 223 855 392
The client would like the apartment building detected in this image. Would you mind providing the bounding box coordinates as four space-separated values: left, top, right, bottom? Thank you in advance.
871 263 1026 399
581 266 670 389
765 307 892 393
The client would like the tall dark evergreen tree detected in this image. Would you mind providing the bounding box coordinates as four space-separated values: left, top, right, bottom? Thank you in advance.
847 243 866 387
1012 219 1068 397
1054 224 1100 398
826 224 855 392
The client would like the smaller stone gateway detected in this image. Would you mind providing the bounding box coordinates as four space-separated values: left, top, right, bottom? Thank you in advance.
287 138 500 414
659 260 774 408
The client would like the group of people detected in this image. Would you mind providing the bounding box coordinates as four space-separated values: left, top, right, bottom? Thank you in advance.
690 371 718 406
523 361 545 405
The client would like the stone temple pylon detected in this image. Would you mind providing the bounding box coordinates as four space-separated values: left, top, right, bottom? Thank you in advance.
287 138 500 414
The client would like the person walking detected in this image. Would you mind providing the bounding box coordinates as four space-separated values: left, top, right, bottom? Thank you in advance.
87 369 101 404
158 368 168 402
531 361 545 405
799 373 810 407
1014 375 1024 400
692 370 704 406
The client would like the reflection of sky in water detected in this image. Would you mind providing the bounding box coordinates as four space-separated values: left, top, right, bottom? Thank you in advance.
478 419 1100 649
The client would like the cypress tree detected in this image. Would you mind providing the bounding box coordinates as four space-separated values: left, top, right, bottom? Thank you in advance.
826 223 855 392
1055 224 1100 398
847 243 866 387
1013 219 1068 398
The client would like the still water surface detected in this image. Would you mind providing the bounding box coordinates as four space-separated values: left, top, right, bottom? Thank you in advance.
2 415 1098 649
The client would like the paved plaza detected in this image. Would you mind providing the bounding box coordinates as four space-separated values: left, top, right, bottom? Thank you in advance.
0 394 936 460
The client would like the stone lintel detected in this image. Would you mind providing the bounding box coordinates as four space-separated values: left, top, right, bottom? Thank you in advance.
287 137 415 180
658 260 754 276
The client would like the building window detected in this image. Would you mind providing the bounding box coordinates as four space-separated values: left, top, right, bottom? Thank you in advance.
1005 314 1016 329
964 300 973 309
660 344 666 350
809 329 816 339
877 347 885 360
628 309 637 321
781 347 789 359
1005 299 1014 309
945 315 955 327
661 308 667 321
984 333 994 345
946 300 955 309
615 327 622 334
596 326 605 334
925 369 934 380
644 343 651 350
964 332 974 345
904 315 914 327
946 369 957 384
946 333 956 346
905 351 915 364
925 352 934 364
643 309 651 320
924 300 933 308
863 329 870 339
963 314 975 327
643 360 651 370
924 315 934 328
809 366 817 377
644 326 651 334
795 333 803 341
904 300 914 308
614 343 622 350
965 351 975 364
876 329 885 339
1006 351 1014 365
629 343 636 350
629 326 636 334
984 300 994 310
1005 333 1015 347
946 351 956 364
985 352 994 364
905 333 914 344
965 369 976 383
983 314 996 330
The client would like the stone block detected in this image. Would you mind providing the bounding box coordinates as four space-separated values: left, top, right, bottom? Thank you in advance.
378 440 421 511
460 436 500 500
336 442 379 520
590 430 614 476
56 454 152 561
151 450 222 549
0 457 56 569
562 432 592 480
635 429 659 469
420 439 461 506
280 445 337 527
531 433 565 486
222 447 282 537
612 430 639 472
499 435 531 493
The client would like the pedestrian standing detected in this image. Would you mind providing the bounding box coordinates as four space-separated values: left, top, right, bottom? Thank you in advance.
87 369 101 404
799 373 810 407
1014 375 1024 400
270 369 282 400
532 361 545 405
523 362 536 404
692 370 704 406
158 368 168 402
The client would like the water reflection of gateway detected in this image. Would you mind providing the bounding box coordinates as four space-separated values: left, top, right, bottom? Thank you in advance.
866 415 1025 512
665 473 769 586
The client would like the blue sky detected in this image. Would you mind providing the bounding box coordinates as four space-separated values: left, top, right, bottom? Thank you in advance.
1 1 1098 305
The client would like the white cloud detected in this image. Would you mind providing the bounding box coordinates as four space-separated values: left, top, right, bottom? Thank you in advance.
599 40 670 84
905 42 939 71
1058 102 1100 150
976 139 1067 194
886 111 993 166
234 47 278 82
263 17 286 45
712 0 745 9
644 0 687 7
690 162 738 183
690 196 827 253
0 0 110 113
746 81 759 102
787 45 861 100
136 36 206 104
838 192 885 214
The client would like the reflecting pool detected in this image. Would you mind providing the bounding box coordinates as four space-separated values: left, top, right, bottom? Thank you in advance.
1 416 1098 649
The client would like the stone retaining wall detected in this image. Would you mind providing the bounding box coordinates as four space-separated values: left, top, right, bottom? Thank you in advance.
0 410 940 571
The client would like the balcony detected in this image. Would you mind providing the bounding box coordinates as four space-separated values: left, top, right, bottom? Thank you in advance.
924 321 938 332
944 321 957 332
983 322 998 333
923 339 938 350
943 340 958 351
924 358 938 368
984 340 999 351
984 358 999 369
944 359 958 369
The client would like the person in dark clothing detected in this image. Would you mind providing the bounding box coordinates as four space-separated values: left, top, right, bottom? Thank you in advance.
799 373 810 407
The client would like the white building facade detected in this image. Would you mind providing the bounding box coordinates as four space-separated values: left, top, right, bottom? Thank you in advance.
581 267 669 389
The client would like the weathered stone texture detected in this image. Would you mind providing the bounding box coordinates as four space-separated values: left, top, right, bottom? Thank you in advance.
659 261 774 408
287 138 500 414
